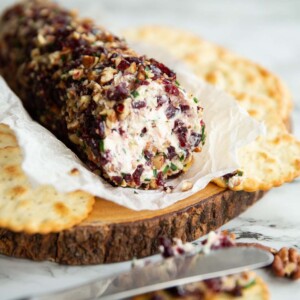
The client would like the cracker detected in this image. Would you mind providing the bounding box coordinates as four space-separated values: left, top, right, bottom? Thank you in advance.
124 26 300 191
0 143 95 234
124 26 292 124
132 274 269 299
0 123 18 148
213 113 300 191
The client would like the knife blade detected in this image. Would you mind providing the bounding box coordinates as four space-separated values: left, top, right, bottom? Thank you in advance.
19 247 273 300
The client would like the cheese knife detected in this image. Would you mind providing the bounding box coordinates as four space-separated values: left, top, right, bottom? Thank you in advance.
18 247 273 300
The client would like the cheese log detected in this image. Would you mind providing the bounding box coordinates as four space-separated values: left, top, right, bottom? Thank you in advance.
0 0 205 189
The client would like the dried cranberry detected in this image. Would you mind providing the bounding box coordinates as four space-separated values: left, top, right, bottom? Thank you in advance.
150 59 175 78
173 120 188 148
167 146 177 160
204 278 222 293
180 104 190 112
115 103 124 113
157 95 168 107
123 173 132 183
100 150 111 166
229 285 243 297
143 149 152 161
165 104 178 119
140 127 147 137
156 171 165 187
159 237 174 258
132 101 146 109
118 127 125 136
189 132 201 147
165 84 179 96
117 59 130 71
107 83 128 101
132 165 144 186
112 176 122 185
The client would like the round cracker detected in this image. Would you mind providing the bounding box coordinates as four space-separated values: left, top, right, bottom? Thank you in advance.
0 146 95 234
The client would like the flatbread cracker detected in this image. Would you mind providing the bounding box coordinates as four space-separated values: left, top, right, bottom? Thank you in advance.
0 124 17 148
0 129 95 234
124 26 300 191
124 26 292 125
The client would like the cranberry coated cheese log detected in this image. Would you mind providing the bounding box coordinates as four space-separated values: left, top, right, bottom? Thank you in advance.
0 0 205 189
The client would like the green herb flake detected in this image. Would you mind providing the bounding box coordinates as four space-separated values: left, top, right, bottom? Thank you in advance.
145 66 150 71
179 154 185 162
153 169 158 177
193 97 199 104
170 163 178 171
134 191 138 194
244 279 256 289
99 139 105 152
237 170 244 176
144 178 151 182
131 90 139 98
201 125 206 144
175 80 180 86
163 165 169 174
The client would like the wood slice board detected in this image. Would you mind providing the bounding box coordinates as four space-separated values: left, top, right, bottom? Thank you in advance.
0 183 264 265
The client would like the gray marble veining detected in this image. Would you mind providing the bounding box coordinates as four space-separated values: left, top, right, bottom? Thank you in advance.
0 0 299 299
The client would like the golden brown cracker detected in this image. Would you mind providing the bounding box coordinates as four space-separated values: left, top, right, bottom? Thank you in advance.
0 144 95 234
123 26 292 125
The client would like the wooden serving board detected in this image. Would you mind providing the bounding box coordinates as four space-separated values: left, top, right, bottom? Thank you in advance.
0 183 264 265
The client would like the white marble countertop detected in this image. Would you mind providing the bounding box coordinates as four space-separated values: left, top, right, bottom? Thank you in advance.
0 0 300 299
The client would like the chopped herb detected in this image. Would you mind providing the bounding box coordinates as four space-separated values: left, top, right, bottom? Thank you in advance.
170 163 178 171
145 66 150 71
153 169 158 177
144 178 151 182
175 80 180 86
122 148 126 154
131 90 139 98
134 191 138 194
244 279 256 289
193 97 199 104
201 125 206 144
237 170 244 176
179 154 185 162
99 139 105 152
163 165 169 174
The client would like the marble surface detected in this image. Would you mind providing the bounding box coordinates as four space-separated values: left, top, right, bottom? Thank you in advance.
0 0 300 299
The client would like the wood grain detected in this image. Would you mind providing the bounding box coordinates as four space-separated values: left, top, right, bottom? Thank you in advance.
0 184 264 265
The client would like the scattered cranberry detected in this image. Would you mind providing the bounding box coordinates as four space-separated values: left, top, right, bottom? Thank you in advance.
140 127 147 137
123 173 132 183
180 104 190 112
157 95 168 107
115 103 124 113
112 176 122 185
204 278 222 293
143 149 152 160
165 84 179 96
132 164 144 186
165 104 178 119
107 82 128 101
156 171 165 187
173 120 188 148
132 100 146 109
189 131 201 147
117 59 130 71
167 146 177 160
159 237 175 258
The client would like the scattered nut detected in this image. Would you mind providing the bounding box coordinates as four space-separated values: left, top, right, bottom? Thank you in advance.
181 180 193 191
272 247 300 280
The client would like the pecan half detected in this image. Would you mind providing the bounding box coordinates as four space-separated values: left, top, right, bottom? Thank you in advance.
272 247 300 280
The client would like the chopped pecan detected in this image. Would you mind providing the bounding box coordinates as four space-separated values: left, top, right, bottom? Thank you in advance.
272 247 300 280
